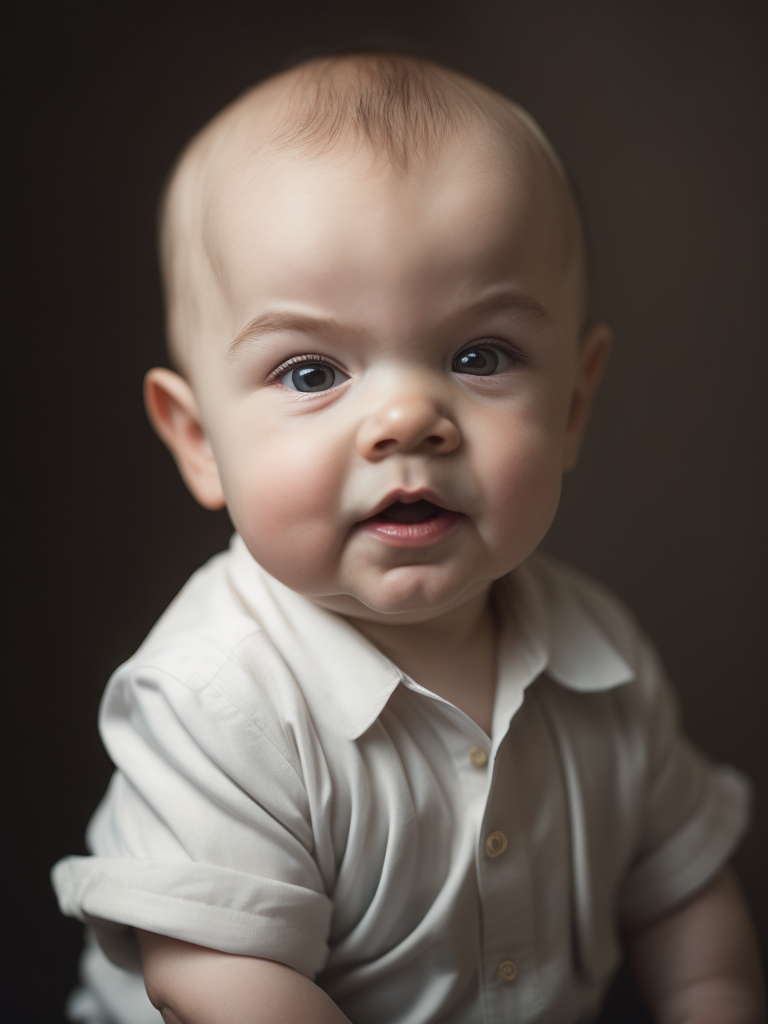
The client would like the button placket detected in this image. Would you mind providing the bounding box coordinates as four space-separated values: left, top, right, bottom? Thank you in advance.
476 726 538 1019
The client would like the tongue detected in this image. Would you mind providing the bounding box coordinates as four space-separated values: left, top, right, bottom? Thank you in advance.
379 499 442 524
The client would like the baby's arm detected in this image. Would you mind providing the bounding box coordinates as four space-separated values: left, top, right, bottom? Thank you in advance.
625 869 765 1024
137 931 352 1024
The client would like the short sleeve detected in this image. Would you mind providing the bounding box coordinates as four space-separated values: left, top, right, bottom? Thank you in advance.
617 649 751 926
51 643 334 979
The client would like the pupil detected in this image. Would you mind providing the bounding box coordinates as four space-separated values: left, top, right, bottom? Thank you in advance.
293 364 333 391
456 348 497 375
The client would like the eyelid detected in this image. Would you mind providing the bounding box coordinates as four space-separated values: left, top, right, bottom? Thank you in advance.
265 353 348 384
454 338 526 366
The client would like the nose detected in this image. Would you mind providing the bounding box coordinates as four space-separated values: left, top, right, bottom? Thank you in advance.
356 390 461 461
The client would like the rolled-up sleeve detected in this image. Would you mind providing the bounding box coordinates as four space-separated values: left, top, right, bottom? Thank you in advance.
617 651 751 926
51 641 334 978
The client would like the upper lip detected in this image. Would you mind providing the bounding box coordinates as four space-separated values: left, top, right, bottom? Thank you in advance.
362 488 459 521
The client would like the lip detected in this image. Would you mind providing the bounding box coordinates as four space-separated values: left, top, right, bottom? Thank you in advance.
362 488 460 521
360 510 462 547
357 488 462 548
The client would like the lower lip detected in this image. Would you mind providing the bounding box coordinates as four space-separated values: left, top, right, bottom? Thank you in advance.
359 510 462 547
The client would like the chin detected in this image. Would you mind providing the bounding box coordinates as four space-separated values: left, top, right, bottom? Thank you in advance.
352 564 483 620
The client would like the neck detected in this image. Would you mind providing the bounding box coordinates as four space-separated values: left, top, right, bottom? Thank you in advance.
346 586 495 671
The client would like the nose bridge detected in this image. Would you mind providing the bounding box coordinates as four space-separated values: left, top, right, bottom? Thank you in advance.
356 366 460 460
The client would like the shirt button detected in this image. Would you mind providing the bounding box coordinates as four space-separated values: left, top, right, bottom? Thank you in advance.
485 830 508 857
469 745 488 767
499 960 518 982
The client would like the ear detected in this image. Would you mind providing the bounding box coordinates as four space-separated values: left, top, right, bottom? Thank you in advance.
144 367 226 510
562 321 612 471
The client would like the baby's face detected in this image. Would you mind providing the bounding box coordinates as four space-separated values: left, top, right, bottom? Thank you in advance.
165 132 605 623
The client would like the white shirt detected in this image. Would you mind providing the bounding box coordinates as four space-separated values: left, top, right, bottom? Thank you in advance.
52 535 750 1024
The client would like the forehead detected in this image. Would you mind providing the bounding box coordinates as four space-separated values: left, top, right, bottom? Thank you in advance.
204 131 577 331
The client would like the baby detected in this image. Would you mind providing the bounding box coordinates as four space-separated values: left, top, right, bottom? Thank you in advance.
52 51 764 1024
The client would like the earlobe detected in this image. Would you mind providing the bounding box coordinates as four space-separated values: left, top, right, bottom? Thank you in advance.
562 322 612 472
144 368 226 510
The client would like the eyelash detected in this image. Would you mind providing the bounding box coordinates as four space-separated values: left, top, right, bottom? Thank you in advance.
265 353 343 385
266 339 526 387
456 338 525 367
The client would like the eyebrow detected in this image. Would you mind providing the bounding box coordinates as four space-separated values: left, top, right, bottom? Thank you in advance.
463 289 554 330
227 311 344 358
227 290 553 357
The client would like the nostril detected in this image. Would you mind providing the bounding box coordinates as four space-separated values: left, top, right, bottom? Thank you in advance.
373 438 397 452
427 435 444 447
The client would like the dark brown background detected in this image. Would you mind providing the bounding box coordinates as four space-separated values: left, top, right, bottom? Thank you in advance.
7 2 766 1021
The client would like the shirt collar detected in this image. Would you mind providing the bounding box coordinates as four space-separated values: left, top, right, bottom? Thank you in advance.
227 536 634 741
227 536 402 739
509 551 635 693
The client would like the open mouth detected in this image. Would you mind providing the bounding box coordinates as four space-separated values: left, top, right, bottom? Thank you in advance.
375 499 445 524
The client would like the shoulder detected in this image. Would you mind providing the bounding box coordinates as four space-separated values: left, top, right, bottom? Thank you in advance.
129 545 261 686
101 546 311 772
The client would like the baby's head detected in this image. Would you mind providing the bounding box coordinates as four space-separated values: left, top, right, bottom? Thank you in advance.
146 51 610 623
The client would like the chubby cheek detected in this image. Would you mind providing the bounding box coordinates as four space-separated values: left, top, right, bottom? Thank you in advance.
217 427 349 594
472 413 564 561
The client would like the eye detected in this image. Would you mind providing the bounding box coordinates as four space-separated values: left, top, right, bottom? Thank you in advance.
452 342 515 376
278 360 349 393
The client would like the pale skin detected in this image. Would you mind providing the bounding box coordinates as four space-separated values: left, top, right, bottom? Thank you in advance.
137 69 764 1024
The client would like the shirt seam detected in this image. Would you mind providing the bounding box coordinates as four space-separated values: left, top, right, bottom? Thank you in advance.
133 631 308 794
200 632 309 791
